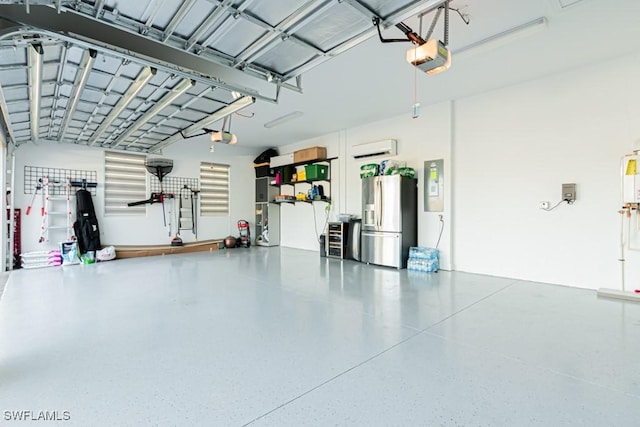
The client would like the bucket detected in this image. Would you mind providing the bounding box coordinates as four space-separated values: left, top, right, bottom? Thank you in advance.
83 251 96 264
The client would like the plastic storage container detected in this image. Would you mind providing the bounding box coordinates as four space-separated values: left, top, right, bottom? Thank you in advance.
304 164 328 180
297 167 307 181
254 162 272 177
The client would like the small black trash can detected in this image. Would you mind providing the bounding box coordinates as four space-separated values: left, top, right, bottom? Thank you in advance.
319 234 327 257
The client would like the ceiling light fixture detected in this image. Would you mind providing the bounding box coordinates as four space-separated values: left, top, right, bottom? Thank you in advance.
89 66 156 146
27 43 43 142
264 111 303 129
110 77 194 148
58 49 97 141
149 95 254 153
455 17 548 59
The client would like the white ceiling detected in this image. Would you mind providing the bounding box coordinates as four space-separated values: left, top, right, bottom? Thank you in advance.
1 0 640 154
235 0 640 150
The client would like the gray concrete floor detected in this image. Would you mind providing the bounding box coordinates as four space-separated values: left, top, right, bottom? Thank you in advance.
0 247 639 426
0 271 9 300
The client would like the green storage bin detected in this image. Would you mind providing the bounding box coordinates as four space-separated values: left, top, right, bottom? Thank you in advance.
304 164 328 180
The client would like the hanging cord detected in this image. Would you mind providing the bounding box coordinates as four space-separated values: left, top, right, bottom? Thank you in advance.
541 199 573 211
412 48 419 118
435 214 445 249
313 202 331 242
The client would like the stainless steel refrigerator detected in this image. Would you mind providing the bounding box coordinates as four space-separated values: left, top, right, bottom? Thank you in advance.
361 175 417 269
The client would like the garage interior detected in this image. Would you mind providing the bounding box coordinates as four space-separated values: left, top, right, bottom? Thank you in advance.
1 0 640 425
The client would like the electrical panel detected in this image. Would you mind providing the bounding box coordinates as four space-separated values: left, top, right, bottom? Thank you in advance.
424 159 444 212
562 183 576 202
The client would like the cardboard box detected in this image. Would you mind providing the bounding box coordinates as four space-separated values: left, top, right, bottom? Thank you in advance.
294 146 326 163
270 153 294 167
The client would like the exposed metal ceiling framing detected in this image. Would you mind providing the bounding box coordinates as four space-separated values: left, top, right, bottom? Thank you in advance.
0 0 445 152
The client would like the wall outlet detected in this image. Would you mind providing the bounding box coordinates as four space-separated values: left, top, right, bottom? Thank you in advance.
539 201 550 210
562 183 576 202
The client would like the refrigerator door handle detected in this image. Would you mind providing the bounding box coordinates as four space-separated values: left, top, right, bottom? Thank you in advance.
375 178 382 228
373 179 378 228
379 179 383 228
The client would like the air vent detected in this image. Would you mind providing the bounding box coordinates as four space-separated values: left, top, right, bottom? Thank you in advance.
351 139 397 159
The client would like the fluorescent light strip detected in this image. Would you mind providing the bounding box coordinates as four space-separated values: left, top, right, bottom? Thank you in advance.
149 95 254 153
58 49 97 141
110 78 194 148
456 17 548 59
89 67 156 146
27 43 43 143
0 121 6 146
264 111 303 128
183 95 254 136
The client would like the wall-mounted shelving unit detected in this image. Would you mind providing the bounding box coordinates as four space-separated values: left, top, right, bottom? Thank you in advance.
273 199 332 205
269 157 337 204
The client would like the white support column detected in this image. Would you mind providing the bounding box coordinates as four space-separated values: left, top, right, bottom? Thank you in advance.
6 147 15 271
1 142 5 271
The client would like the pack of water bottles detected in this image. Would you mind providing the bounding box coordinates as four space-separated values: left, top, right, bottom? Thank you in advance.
407 247 439 272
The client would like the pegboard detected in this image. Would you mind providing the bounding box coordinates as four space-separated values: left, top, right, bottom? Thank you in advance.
150 176 199 196
24 166 97 196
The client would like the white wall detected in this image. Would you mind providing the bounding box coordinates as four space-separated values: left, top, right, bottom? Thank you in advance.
453 51 640 289
278 133 341 252
14 139 255 253
10 50 640 289
277 50 640 290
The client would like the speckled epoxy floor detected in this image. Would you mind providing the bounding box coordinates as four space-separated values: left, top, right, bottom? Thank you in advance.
0 247 639 426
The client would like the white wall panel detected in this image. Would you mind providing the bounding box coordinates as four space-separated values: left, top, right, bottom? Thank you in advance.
453 52 640 289
14 140 254 252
